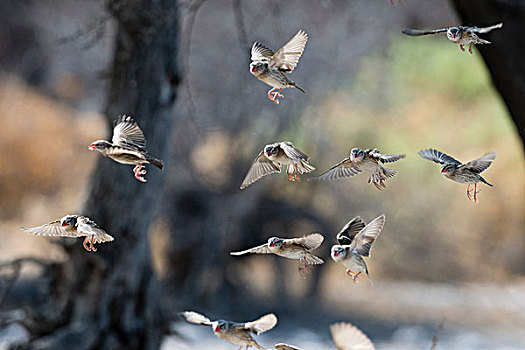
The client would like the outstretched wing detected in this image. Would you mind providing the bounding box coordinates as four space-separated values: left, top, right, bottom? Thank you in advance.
244 313 278 335
269 30 308 72
369 150 406 164
418 149 461 166
180 311 213 326
458 151 496 174
275 344 302 350
279 142 309 161
251 42 274 63
112 115 147 151
21 220 79 238
310 158 361 181
240 151 281 189
230 243 271 256
471 22 503 33
330 322 375 350
287 233 324 251
350 214 385 258
402 28 448 36
336 217 367 245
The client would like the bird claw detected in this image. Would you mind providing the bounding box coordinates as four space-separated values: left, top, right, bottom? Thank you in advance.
267 88 284 104
466 184 480 203
468 43 473 54
297 259 312 279
133 166 148 182
353 272 361 284
460 44 465 52
83 237 91 251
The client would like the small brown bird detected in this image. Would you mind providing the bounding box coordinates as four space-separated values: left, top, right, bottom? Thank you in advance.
331 215 385 284
240 142 315 189
230 233 324 278
180 311 277 350
418 148 496 203
330 322 375 350
402 23 502 54
250 30 307 104
311 148 405 190
89 115 163 182
21 215 114 252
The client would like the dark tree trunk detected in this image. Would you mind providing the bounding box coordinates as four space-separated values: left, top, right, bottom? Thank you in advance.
451 0 525 148
27 0 179 349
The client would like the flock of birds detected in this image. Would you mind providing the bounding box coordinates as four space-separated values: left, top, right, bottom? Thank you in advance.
17 5 505 349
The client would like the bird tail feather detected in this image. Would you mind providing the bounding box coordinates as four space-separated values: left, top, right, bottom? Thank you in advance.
479 176 493 187
305 253 324 265
146 155 164 169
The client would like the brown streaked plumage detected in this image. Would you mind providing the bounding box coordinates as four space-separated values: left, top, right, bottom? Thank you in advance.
418 148 496 203
250 30 307 104
89 115 163 182
230 233 324 278
311 148 405 190
402 23 502 54
331 215 385 284
180 311 277 350
21 215 114 252
240 141 315 189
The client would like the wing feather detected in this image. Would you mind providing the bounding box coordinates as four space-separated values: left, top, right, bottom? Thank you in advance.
230 243 271 256
402 28 448 36
279 142 309 161
336 217 367 245
180 311 212 326
310 158 361 181
244 313 277 335
330 322 375 350
240 151 281 189
21 220 79 238
112 115 147 151
287 233 324 251
370 150 406 164
269 30 308 72
418 149 461 166
458 151 496 174
350 214 385 258
251 42 274 62
275 344 302 350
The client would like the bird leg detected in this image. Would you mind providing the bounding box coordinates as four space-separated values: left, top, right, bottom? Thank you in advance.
346 268 356 277
352 272 362 284
89 236 97 252
460 44 465 52
468 42 474 54
466 184 480 202
293 164 301 182
133 165 147 183
297 257 312 279
82 237 92 251
286 164 296 182
267 88 284 104
473 183 480 203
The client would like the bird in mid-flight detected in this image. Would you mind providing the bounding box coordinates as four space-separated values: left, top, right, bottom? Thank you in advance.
180 311 277 350
240 142 315 189
89 115 163 182
331 215 385 284
230 233 324 278
418 149 496 203
250 30 308 104
402 23 503 54
21 215 114 252
311 148 405 190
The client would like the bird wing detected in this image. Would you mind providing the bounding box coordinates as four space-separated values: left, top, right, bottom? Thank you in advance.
21 220 80 238
180 311 213 326
240 151 281 189
287 233 324 251
279 142 309 161
244 313 278 335
402 28 448 36
275 344 302 350
330 322 375 350
112 115 147 151
269 30 308 72
471 22 503 33
310 158 361 181
350 214 385 258
251 42 274 62
77 217 114 242
458 151 496 173
418 149 461 166
336 217 367 246
230 243 272 256
369 150 406 164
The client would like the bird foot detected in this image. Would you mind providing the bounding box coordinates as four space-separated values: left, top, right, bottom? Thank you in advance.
466 184 480 203
298 261 312 279
353 272 362 284
294 173 301 182
83 236 92 251
460 44 465 52
89 237 97 252
133 166 147 182
268 88 284 104
469 43 473 54
346 268 356 277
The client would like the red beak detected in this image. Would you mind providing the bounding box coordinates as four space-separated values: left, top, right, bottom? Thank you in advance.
334 252 338 257
269 243 274 247
89 145 96 150
251 67 257 73
441 169 447 173
214 326 220 332
62 223 67 227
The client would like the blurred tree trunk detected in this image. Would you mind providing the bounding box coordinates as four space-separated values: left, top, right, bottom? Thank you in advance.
451 0 525 148
27 0 179 349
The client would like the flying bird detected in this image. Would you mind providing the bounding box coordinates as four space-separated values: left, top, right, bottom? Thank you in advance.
311 148 405 190
21 215 114 252
331 215 385 284
180 311 277 350
89 115 163 182
250 30 308 104
418 149 496 203
330 322 375 350
230 233 324 278
240 142 315 189
402 23 502 54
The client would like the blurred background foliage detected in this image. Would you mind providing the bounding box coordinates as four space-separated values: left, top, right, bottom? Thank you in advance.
0 0 524 349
